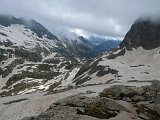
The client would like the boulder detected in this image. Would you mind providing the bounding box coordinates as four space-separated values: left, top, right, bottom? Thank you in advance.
21 94 137 120
86 90 96 94
99 85 143 100
151 80 160 92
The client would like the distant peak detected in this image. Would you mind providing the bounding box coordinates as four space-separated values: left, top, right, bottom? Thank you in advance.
120 15 160 50
0 14 58 40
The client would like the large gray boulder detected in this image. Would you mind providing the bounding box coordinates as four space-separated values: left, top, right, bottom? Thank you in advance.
21 94 137 120
99 85 144 100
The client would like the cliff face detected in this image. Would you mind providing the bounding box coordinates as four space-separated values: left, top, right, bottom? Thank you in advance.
120 17 160 50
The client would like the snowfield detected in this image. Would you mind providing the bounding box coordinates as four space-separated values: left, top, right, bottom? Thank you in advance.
0 24 58 50
74 47 160 85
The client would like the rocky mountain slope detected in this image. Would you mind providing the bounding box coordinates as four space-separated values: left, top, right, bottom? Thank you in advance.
0 15 101 97
19 16 160 120
0 81 152 120
88 36 121 53
120 16 160 50
73 16 160 86
1 15 160 120
22 80 160 120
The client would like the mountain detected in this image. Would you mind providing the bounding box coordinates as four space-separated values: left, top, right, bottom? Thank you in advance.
0 15 90 97
0 15 58 40
0 15 98 60
120 16 160 50
54 31 121 58
0 15 119 97
1 15 160 120
73 16 160 86
89 36 121 53
58 35 97 60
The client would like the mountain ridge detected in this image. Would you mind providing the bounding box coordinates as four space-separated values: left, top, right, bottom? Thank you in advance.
1 15 160 120
0 14 58 40
73 16 160 86
120 16 160 50
0 15 121 97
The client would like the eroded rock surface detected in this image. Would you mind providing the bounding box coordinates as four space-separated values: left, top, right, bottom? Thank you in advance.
22 94 142 120
22 81 160 120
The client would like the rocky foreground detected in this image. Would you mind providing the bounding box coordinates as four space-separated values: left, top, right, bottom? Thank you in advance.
21 80 160 120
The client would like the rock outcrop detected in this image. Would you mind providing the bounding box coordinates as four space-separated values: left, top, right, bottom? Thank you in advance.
22 94 140 120
22 81 160 120
100 80 160 120
120 16 160 50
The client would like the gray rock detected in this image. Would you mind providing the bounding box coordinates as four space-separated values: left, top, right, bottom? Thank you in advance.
99 85 143 100
0 67 3 75
123 97 132 102
86 90 96 94
21 94 134 120
131 95 145 102
54 94 131 112
151 80 160 92
2 68 10 78
3 39 13 47
155 92 160 115
120 16 160 50
2 58 25 78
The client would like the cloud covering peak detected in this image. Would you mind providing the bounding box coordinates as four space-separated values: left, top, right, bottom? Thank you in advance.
0 0 160 37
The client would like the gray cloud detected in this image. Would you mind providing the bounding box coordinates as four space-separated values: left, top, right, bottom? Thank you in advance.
0 0 160 37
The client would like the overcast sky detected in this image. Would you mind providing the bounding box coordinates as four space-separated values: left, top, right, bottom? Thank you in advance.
0 0 160 38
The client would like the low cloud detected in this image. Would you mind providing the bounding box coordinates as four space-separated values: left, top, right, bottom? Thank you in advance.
0 0 160 37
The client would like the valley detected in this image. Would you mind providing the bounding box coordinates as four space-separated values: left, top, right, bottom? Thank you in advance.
0 14 160 120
